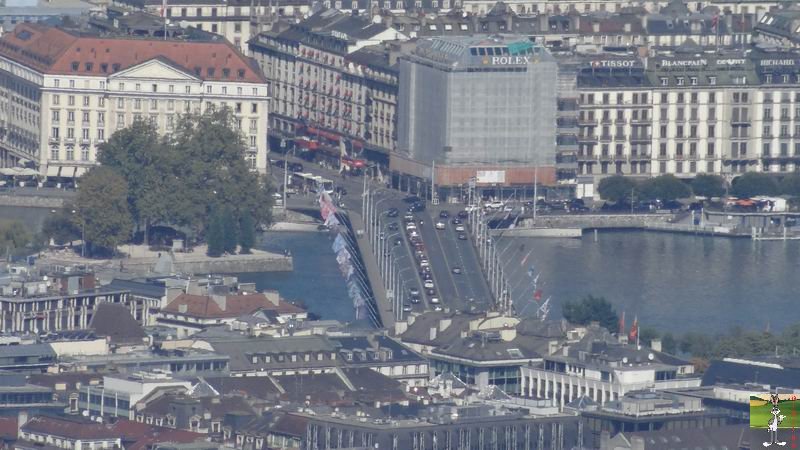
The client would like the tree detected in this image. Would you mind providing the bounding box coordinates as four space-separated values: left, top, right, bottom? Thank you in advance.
691 174 726 199
561 295 620 333
661 332 678 355
206 210 224 257
597 175 637 204
640 175 692 202
731 172 779 198
780 173 800 197
73 167 133 255
98 118 171 243
41 207 81 245
0 220 34 258
221 207 238 254
238 211 256 254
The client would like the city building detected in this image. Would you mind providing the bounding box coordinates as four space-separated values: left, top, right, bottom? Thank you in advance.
156 289 306 337
460 0 777 16
58 348 230 377
0 373 63 416
397 312 565 395
77 372 193 419
569 390 737 448
108 0 302 54
0 271 133 334
0 23 269 175
296 404 580 450
599 424 749 450
249 9 406 166
0 0 98 34
572 48 800 192
184 328 429 384
519 326 701 408
396 34 558 201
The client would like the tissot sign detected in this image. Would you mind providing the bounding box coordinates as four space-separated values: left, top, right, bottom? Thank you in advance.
484 55 531 65
590 60 637 68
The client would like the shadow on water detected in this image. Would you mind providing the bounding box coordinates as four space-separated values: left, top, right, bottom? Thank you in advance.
500 230 800 334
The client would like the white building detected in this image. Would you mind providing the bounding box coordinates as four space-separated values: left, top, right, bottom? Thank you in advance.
0 24 270 177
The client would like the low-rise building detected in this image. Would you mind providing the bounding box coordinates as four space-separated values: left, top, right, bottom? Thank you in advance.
519 325 701 408
78 372 193 419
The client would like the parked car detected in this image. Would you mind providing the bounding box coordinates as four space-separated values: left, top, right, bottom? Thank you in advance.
410 295 421 304
451 218 462 225
424 280 435 289
387 207 399 217
439 210 449 218
435 221 446 230
402 304 412 312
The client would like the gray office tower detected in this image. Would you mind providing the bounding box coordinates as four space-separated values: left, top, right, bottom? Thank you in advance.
397 35 557 167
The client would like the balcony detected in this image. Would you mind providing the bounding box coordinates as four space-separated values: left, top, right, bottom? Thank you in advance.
578 135 597 142
81 138 91 145
630 117 650 124
48 136 60 144
630 134 652 142
65 138 76 144
781 116 792 122
600 134 612 142
629 152 651 160
577 153 596 162
614 134 627 141
578 118 596 126
600 117 613 125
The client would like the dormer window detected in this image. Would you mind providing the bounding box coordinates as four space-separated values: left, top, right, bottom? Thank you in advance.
207 68 215 77
112 63 120 72
84 63 93 71
237 69 245 79
100 63 108 73
71 62 79 71
222 68 230 78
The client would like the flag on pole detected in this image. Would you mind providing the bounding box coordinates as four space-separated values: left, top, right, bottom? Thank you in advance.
332 233 347 253
324 212 340 228
628 315 638 344
534 290 543 302
619 311 626 336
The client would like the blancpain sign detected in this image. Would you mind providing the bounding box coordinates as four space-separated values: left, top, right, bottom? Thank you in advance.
487 55 531 65
661 59 708 67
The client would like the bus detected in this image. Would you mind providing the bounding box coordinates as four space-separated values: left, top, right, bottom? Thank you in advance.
291 172 334 194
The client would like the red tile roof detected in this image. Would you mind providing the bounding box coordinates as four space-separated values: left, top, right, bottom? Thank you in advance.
21 416 204 448
0 24 265 83
163 292 304 319
22 416 119 440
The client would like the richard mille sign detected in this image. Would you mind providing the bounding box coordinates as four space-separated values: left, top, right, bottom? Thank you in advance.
483 55 531 65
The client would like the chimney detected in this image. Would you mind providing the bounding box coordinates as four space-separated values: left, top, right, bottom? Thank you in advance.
16 411 28 439
178 304 188 314
624 22 631 33
548 340 559 355
438 318 451 332
651 339 662 352
429 327 437 341
592 22 600 33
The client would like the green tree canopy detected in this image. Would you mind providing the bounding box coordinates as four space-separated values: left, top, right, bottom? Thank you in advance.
221 207 238 254
97 118 171 239
640 175 692 202
597 175 637 204
238 212 256 254
780 173 800 197
731 172 780 198
691 174 727 199
206 210 224 257
89 108 274 247
562 295 620 333
73 167 133 255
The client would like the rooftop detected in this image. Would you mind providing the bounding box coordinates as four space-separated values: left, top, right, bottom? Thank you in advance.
0 23 266 83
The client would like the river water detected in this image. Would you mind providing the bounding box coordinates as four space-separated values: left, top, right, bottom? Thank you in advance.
497 231 800 335
237 231 367 327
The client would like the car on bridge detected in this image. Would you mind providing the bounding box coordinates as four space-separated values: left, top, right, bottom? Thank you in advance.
387 207 399 217
455 224 466 232
458 233 468 240
452 267 462 274
424 280 435 289
439 210 449 219
435 221 446 230
458 210 470 218
402 304 413 312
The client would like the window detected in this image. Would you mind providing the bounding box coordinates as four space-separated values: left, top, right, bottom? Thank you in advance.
234 23 242 33
185 85 191 94
134 99 141 110
249 135 256 147
68 95 75 106
660 77 668 86
52 110 60 122
206 85 212 94
82 112 89 123
83 96 90 107
97 129 105 141
81 147 89 161
150 99 158 110
168 100 174 111
709 76 716 85
67 111 75 123
66 147 74 160
69 79 75 88
135 83 141 91
51 127 59 138
152 84 158 93
251 103 258 113
707 142 715 157
82 128 90 140
117 113 125 128
708 125 715 138
51 148 59 160
53 95 60 106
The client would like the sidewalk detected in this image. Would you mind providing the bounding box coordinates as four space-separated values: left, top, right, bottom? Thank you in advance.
348 211 395 330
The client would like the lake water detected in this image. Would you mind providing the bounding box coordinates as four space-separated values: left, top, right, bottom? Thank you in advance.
497 231 800 335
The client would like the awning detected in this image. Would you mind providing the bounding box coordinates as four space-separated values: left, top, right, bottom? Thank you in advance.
46 166 60 177
74 167 88 178
0 167 38 176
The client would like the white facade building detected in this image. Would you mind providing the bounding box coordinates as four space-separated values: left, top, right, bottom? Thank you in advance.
0 24 269 177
